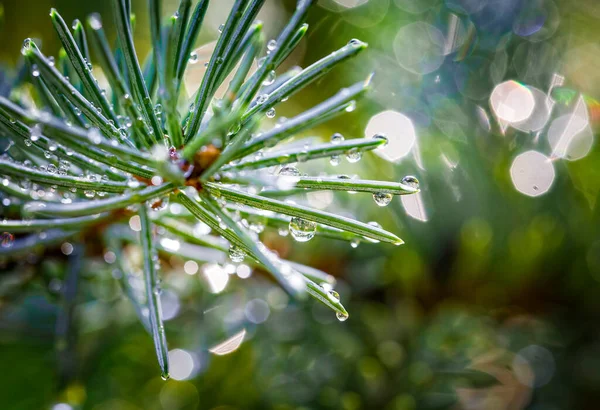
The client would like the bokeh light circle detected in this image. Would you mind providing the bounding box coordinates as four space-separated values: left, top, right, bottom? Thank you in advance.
513 345 556 387
510 150 555 197
394 0 438 14
490 80 536 124
393 22 445 75
512 86 552 133
547 112 594 161
445 0 488 15
168 349 197 381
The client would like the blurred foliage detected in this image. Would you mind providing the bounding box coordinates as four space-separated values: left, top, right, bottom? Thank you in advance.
2 0 600 409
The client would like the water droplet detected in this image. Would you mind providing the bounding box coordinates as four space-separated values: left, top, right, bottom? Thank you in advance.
346 148 362 163
278 165 299 176
154 104 163 115
24 139 32 147
89 13 102 30
47 56 55 66
330 133 344 144
161 372 170 381
267 39 277 51
189 51 198 64
297 146 309 162
350 238 360 248
278 227 289 237
345 101 356 112
401 175 419 189
329 155 341 166
266 107 276 118
47 164 57 174
31 64 40 77
348 38 361 46
218 24 225 33
229 245 246 263
373 192 393 207
256 94 268 105
327 289 340 303
289 217 317 242
21 38 33 55
372 133 388 146
263 70 276 86
336 312 349 322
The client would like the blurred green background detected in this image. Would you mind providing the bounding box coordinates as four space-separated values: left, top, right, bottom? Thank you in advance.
2 0 600 409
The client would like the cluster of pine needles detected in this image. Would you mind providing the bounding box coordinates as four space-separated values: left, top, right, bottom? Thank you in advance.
0 0 419 378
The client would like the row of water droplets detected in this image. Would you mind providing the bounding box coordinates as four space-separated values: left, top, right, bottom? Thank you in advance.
226 242 348 322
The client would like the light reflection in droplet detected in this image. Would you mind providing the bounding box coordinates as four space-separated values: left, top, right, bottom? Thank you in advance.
510 150 555 197
365 110 416 163
209 329 246 356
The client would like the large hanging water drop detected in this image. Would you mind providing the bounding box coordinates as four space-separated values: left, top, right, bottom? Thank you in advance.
229 245 246 263
289 217 317 242
373 192 393 207
346 148 362 163
336 312 349 322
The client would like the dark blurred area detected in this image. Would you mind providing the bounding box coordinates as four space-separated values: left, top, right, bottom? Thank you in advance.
2 0 600 409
